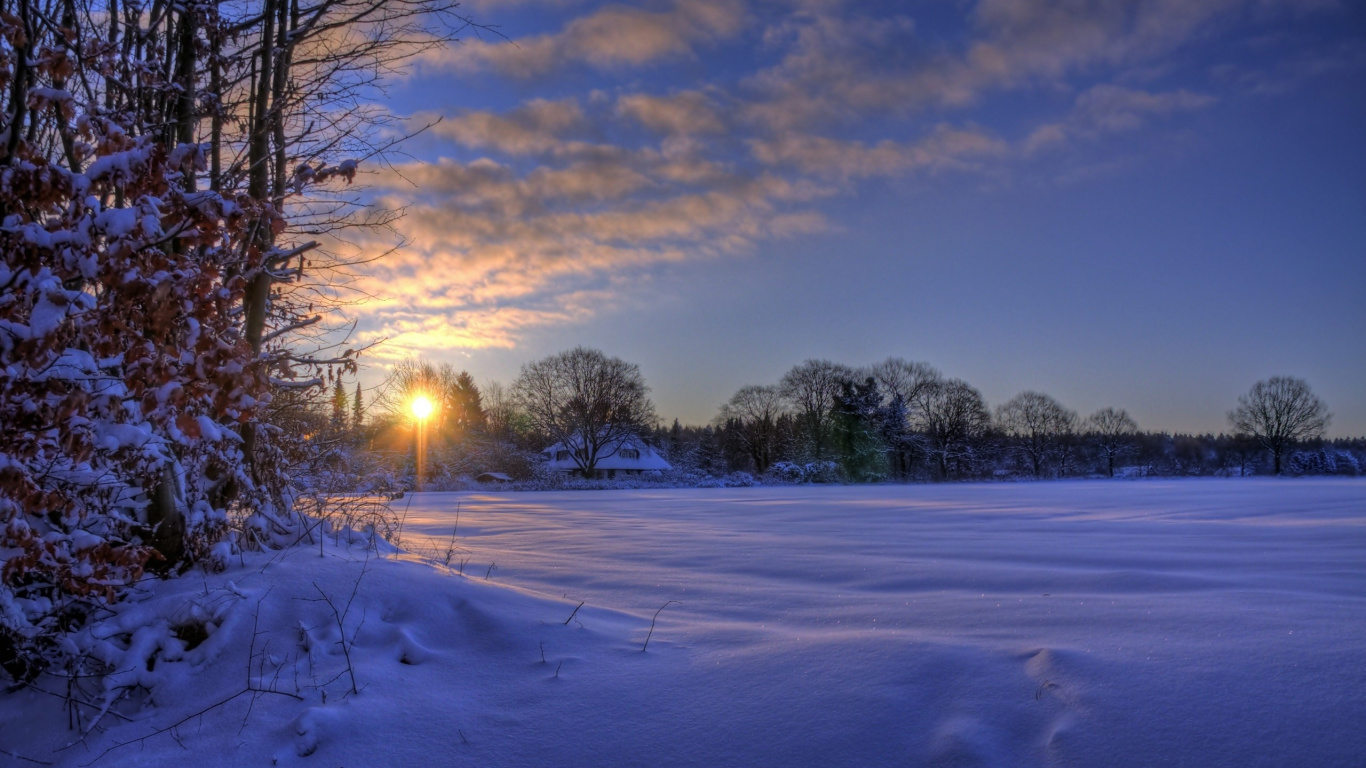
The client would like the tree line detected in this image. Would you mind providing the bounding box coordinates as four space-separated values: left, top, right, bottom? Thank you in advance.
692 360 1341 482
313 350 1351 488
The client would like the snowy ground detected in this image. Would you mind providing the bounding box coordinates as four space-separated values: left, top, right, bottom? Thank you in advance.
4 479 1364 767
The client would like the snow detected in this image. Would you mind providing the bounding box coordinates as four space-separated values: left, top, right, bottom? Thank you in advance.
83 147 153 185
3 478 1364 767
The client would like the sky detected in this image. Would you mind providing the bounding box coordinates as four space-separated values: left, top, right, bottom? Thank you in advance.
336 0 1366 435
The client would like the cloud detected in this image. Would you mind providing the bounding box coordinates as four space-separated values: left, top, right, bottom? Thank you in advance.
436 0 746 78
1072 85 1215 131
346 134 833 352
341 0 1346 355
751 125 1008 180
964 0 1332 89
740 11 931 130
1211 37 1366 95
617 91 726 135
1024 84 1215 152
740 0 1330 131
426 98 587 155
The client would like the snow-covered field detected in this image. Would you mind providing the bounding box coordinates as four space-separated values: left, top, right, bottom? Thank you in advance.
5 479 1365 767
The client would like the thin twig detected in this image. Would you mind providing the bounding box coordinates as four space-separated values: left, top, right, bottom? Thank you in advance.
2 749 52 765
642 601 680 652
312 557 368 696
563 601 584 626
21 684 133 723
392 490 415 550
79 685 300 766
442 524 460 566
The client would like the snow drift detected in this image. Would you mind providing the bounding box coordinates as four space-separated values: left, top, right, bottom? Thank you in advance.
3 478 1363 767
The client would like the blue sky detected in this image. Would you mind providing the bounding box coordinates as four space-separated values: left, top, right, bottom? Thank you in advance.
341 0 1366 435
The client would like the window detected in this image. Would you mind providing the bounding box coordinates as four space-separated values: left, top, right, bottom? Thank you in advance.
555 450 569 461
620 448 640 460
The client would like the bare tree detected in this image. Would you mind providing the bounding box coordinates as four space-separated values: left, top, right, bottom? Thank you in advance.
779 359 854 461
912 379 991 479
1228 377 1330 475
718 385 787 474
1085 407 1139 478
228 0 477 495
995 392 1077 478
869 358 942 409
481 381 524 441
514 348 656 476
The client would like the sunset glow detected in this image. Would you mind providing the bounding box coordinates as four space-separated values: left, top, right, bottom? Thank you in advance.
341 0 1364 435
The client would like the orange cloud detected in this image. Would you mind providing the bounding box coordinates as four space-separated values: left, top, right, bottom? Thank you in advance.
426 98 587 155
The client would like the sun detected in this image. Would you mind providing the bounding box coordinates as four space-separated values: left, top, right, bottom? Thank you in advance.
411 394 435 420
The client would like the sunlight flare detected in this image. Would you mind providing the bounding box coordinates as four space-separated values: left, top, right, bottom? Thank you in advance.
411 394 435 420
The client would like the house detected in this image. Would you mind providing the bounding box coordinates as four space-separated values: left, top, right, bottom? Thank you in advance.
540 434 672 478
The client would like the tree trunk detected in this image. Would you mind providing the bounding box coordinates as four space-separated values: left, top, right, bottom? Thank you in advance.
147 4 199 566
240 0 279 480
146 463 185 571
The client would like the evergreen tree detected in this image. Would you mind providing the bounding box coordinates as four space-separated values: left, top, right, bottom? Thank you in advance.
453 371 488 437
833 378 889 481
353 382 365 430
697 426 720 475
721 417 753 473
670 419 684 458
331 378 349 434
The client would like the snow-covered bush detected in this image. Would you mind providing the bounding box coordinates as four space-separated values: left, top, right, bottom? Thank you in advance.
767 462 808 483
709 472 760 488
762 460 841 484
1287 449 1360 477
804 461 842 483
0 113 271 681
0 0 449 685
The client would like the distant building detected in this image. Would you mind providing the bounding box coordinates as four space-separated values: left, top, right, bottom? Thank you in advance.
540 434 671 478
475 472 513 484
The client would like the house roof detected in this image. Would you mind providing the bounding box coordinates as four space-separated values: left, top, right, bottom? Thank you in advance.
541 434 672 471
